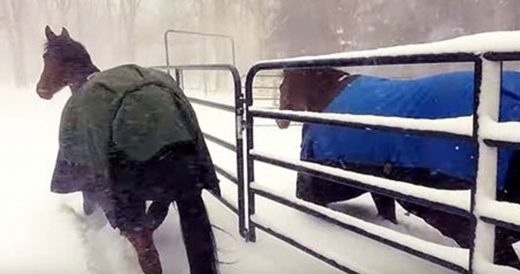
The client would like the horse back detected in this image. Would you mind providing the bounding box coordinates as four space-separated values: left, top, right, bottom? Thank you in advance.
52 65 219 196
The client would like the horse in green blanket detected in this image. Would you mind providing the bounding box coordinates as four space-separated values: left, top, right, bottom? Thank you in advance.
37 26 220 274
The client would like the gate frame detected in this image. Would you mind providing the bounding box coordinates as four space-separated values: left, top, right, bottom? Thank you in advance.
244 52 520 274
152 63 247 237
155 29 247 237
163 29 236 88
158 28 520 273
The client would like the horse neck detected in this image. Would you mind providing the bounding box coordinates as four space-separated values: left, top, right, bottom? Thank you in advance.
306 72 354 112
69 62 100 94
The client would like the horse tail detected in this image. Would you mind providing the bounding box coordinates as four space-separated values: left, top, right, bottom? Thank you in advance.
177 194 219 274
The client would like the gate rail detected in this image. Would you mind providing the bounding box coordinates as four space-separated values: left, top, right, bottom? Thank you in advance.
159 29 248 236
163 29 236 83
158 28 520 274
244 51 520 273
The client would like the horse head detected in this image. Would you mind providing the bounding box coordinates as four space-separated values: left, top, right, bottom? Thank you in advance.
276 68 350 129
276 70 311 129
37 26 97 100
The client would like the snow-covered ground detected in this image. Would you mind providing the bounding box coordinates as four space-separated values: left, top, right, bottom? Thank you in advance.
0 85 470 274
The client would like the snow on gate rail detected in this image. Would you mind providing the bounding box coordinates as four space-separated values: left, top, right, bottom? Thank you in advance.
244 31 520 274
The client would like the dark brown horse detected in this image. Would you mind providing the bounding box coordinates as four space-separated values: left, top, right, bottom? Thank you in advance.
277 68 520 268
37 26 219 274
277 69 397 223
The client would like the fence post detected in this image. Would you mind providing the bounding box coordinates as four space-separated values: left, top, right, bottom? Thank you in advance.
470 57 502 272
245 68 257 242
234 78 247 238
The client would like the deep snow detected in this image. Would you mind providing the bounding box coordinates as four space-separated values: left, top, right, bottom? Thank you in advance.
0 85 483 274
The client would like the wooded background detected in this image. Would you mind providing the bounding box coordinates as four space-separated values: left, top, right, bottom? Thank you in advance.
1 0 519 87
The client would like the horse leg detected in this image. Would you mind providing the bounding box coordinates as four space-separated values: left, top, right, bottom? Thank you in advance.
114 192 162 274
82 190 98 215
372 163 397 224
296 172 365 206
145 201 170 231
177 194 218 274
296 172 328 206
371 193 397 224
493 152 520 268
399 201 520 268
398 201 473 247
494 227 520 268
124 230 162 274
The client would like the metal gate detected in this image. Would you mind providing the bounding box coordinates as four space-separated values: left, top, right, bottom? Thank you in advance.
153 29 247 237
244 52 520 274
156 29 520 274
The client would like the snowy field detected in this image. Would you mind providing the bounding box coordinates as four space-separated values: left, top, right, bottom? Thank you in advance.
0 85 474 274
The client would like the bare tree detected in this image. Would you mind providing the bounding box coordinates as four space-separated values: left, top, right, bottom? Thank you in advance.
74 0 88 39
271 0 341 56
55 0 72 25
1 0 27 87
240 0 283 59
120 0 141 61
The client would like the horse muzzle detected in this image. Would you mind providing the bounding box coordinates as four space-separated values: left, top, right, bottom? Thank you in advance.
36 88 53 100
276 119 291 129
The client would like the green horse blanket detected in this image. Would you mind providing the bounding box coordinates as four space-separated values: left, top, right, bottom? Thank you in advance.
51 65 219 198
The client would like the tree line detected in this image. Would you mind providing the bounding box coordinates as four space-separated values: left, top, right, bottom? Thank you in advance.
0 0 519 87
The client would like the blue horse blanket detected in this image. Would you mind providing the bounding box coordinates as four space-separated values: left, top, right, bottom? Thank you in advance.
301 71 520 190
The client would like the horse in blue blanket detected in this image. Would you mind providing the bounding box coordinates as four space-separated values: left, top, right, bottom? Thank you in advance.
277 68 520 268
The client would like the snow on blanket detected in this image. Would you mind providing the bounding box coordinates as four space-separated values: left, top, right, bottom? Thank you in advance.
302 71 520 190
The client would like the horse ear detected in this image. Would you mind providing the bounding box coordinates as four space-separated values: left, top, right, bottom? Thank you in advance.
45 25 57 41
60 27 70 38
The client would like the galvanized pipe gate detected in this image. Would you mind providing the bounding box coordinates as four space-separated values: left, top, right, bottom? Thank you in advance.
159 29 520 274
